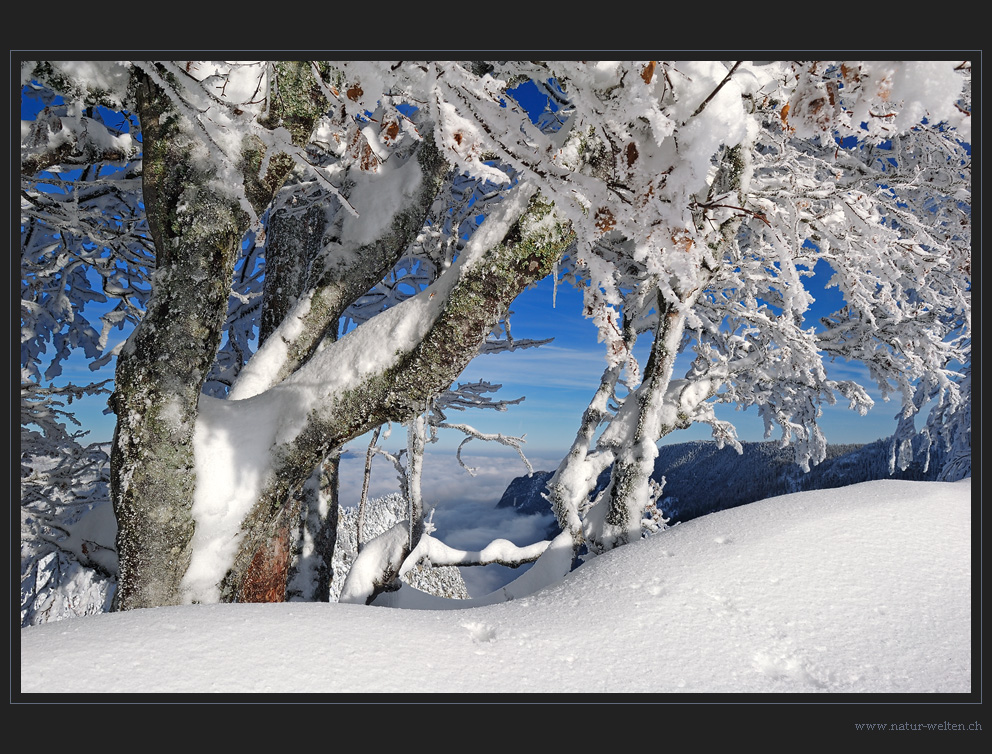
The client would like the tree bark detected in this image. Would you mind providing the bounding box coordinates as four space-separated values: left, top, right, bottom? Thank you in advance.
594 299 693 550
110 63 327 609
111 70 247 610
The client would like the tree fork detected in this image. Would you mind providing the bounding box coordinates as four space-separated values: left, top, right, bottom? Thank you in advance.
219 191 574 601
236 138 449 601
230 135 451 399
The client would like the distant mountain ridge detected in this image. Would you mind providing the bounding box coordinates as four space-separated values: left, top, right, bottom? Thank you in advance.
497 436 958 526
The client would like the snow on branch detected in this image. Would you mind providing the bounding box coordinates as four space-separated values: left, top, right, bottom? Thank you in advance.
479 308 555 355
427 380 533 475
432 380 524 413
446 425 532 477
337 521 409 604
21 378 112 462
400 533 550 574
20 102 138 176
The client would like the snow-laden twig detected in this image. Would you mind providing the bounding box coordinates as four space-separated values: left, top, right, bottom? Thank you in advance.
399 533 550 575
439 424 533 477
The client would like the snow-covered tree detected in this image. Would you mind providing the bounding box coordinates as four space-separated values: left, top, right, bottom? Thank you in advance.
20 60 971 611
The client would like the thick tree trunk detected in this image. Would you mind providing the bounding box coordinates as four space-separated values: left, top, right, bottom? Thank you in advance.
110 64 573 609
111 63 327 610
111 71 247 610
249 179 330 601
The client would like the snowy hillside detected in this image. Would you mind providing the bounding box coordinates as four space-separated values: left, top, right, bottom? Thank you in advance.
20 478 972 696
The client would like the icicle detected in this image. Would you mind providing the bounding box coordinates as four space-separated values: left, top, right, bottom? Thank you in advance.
552 258 558 308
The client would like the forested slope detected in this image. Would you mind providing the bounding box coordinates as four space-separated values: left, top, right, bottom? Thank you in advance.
498 436 954 525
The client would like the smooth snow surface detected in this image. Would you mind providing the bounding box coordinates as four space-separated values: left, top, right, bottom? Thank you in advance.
20 479 971 695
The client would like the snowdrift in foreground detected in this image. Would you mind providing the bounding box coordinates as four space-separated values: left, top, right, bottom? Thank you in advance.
20 479 971 694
